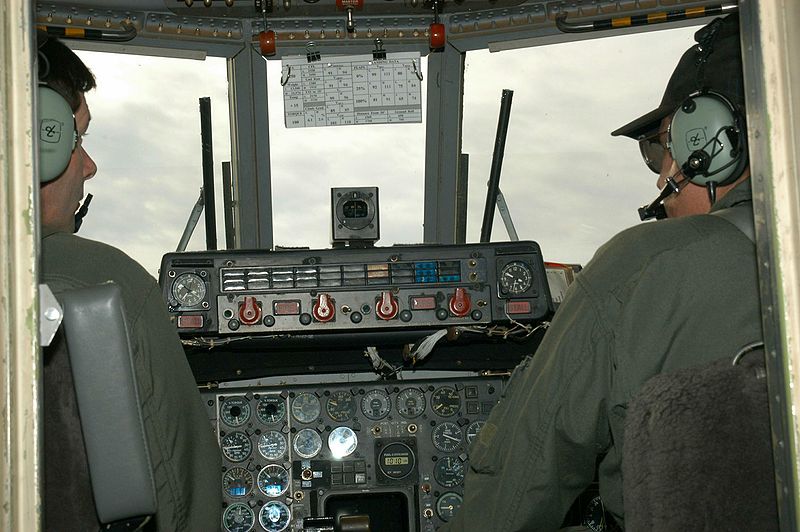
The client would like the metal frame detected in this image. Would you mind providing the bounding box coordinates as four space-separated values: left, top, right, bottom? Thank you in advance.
1 1 41 530
227 44 274 249
423 41 465 244
740 0 800 529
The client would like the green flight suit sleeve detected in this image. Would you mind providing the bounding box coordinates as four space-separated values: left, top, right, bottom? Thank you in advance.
440 276 614 532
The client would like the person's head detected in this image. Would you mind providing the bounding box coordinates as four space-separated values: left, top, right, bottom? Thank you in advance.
613 14 748 218
37 32 97 234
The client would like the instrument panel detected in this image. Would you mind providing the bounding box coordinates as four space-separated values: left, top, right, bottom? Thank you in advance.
204 374 506 532
160 242 550 337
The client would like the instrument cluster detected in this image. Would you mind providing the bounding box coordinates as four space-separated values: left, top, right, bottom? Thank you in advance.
204 375 506 532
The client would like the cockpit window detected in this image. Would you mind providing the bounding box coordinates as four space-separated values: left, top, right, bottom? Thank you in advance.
462 26 699 265
74 50 231 277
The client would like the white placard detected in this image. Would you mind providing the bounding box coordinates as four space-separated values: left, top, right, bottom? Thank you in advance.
281 52 423 128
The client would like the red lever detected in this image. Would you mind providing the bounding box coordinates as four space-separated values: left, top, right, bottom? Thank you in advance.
376 291 399 320
312 293 335 322
429 23 445 50
448 288 471 317
258 30 276 56
239 296 262 325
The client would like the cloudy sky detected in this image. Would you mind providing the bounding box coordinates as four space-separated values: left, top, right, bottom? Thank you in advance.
74 25 698 278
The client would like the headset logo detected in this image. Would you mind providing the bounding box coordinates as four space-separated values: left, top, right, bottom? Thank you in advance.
685 128 707 150
40 119 63 144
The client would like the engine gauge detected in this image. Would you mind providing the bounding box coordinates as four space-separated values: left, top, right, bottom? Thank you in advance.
259 500 291 532
361 389 391 420
328 426 358 459
220 396 251 427
293 428 323 459
291 392 321 424
432 422 463 453
258 430 287 461
434 456 465 488
465 421 486 445
172 272 206 307
222 467 254 498
436 492 463 522
221 431 252 463
326 390 356 422
499 261 533 295
257 464 290 497
396 388 426 419
257 396 286 425
431 386 461 417
223 502 255 532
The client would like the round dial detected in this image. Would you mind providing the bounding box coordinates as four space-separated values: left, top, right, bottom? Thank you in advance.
257 396 286 425
465 421 486 445
291 392 321 424
220 396 251 427
434 456 465 488
172 272 206 307
326 390 356 422
361 389 391 420
499 261 533 295
257 464 290 497
223 502 255 532
436 492 463 522
259 501 291 532
328 426 358 459
258 430 287 461
395 388 426 419
221 432 252 463
583 495 607 532
222 467 254 498
431 386 461 417
432 422 463 453
293 428 323 459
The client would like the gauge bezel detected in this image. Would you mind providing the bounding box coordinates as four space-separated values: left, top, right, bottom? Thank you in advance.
221 431 253 463
328 426 358 459
326 390 357 422
257 396 286 425
222 466 254 498
395 387 426 419
436 492 463 522
498 260 534 296
258 430 288 461
291 392 322 424
257 464 290 497
223 502 256 532
434 456 465 488
258 500 292 532
361 388 391 420
293 427 323 459
432 421 463 453
431 386 461 418
171 271 207 308
220 396 251 427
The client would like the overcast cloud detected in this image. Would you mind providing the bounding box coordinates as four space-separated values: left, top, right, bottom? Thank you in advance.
75 25 697 277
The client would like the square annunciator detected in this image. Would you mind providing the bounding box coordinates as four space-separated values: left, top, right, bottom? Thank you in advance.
331 187 379 247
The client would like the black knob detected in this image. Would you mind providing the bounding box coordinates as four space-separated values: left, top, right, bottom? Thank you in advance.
350 312 363 324
299 313 312 325
263 315 276 327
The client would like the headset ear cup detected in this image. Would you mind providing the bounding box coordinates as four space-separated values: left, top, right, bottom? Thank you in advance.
668 92 744 188
38 86 76 183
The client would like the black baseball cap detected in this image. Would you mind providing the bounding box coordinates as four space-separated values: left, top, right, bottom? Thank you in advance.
611 14 744 139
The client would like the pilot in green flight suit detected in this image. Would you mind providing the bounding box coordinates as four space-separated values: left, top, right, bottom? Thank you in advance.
37 34 221 531
439 14 762 532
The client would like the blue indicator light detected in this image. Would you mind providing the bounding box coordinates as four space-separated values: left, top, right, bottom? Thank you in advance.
230 487 247 496
439 274 461 282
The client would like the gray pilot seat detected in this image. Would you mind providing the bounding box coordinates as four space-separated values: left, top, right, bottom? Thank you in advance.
622 347 779 531
44 282 156 532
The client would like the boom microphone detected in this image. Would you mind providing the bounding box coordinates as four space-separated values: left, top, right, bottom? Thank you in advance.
638 176 684 221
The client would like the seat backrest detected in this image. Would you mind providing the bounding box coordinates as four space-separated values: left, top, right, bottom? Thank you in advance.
49 282 157 528
622 350 778 531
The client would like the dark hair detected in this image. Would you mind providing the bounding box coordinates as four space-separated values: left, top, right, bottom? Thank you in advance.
37 31 96 111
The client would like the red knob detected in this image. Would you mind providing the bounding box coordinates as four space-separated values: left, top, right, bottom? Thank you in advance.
258 30 276 56
429 23 445 50
312 293 335 322
376 291 399 320
448 288 471 317
239 296 262 325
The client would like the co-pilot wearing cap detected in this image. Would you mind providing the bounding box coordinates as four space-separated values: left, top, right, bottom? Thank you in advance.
438 13 762 532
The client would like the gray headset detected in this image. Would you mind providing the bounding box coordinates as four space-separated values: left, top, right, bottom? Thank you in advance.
38 36 78 183
668 90 748 188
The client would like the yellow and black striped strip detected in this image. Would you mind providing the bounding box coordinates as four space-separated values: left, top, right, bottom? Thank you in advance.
556 4 736 34
36 23 137 42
